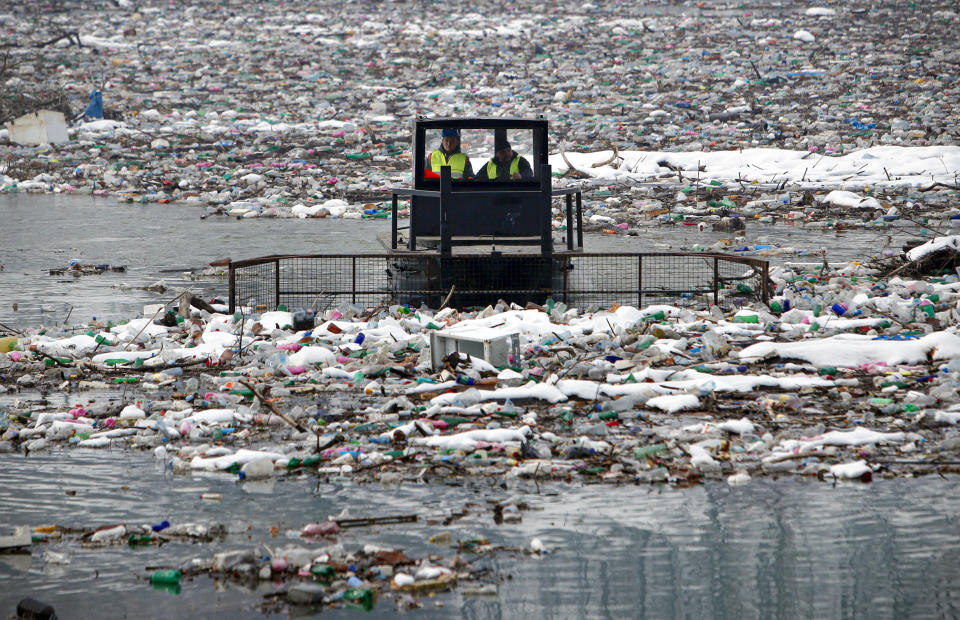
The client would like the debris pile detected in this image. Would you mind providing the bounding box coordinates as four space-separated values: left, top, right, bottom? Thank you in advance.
5 241 960 490
0 0 958 228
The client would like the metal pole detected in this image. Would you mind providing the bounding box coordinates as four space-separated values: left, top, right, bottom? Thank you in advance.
440 166 452 258
566 193 573 251
274 259 280 310
762 261 770 303
713 256 719 306
391 192 398 249
425 257 432 302
539 164 552 256
408 195 417 251
228 261 235 314
352 256 357 304
575 191 583 249
637 255 643 308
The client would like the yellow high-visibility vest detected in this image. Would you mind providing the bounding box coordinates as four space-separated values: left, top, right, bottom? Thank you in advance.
486 157 520 179
430 150 467 178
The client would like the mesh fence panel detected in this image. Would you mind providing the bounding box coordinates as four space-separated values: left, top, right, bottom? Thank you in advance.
230 253 768 312
231 259 276 312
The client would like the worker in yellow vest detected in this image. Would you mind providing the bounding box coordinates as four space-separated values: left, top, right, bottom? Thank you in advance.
429 128 474 179
475 135 533 180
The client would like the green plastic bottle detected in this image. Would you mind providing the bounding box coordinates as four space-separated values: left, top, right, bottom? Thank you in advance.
150 569 181 584
344 588 374 610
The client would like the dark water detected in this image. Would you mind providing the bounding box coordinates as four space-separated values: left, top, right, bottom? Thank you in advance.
0 450 958 619
0 194 387 330
0 193 930 330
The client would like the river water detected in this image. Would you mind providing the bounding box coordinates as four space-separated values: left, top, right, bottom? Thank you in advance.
0 194 386 330
1 193 957 619
0 449 958 619
0 193 933 330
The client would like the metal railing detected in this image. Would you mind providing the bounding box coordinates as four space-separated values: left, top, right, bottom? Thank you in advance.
229 252 769 313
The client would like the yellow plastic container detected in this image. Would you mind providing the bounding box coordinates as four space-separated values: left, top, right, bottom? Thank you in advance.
0 336 18 352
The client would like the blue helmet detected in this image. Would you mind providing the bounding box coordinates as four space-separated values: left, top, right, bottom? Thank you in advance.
441 128 460 138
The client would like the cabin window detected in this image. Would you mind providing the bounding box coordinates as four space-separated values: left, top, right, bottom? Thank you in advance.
422 127 538 182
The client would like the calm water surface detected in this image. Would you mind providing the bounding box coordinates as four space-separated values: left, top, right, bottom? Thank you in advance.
0 450 957 619
0 193 932 329
0 194 385 330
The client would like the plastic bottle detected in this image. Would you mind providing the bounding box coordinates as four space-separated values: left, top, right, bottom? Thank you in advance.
150 569 182 584
343 588 374 610
292 309 315 331
696 380 716 397
301 521 339 537
156 419 178 441
240 457 274 480
265 352 292 376
16 599 56 620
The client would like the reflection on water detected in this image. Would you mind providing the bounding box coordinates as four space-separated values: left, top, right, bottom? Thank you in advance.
0 193 933 330
513 482 960 620
0 450 959 619
0 194 387 329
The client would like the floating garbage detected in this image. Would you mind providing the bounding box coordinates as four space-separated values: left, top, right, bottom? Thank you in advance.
3 0 960 614
6 241 960 489
48 262 127 276
0 0 957 238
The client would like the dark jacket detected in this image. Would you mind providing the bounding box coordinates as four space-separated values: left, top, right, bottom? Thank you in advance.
474 151 534 180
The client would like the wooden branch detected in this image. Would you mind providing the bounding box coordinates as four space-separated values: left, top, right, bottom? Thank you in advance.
557 143 592 179
335 514 417 528
33 31 82 49
364 304 387 322
35 350 73 367
919 182 959 192
591 141 620 168
362 122 379 145
189 295 217 314
0 320 24 336
437 285 456 311
239 379 310 433
92 358 209 374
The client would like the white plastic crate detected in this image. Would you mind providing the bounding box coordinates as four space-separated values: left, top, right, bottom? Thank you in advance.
429 328 520 370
